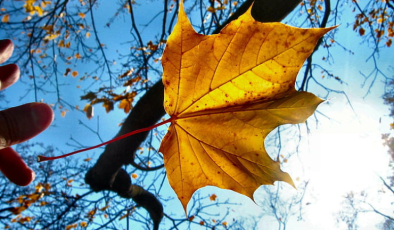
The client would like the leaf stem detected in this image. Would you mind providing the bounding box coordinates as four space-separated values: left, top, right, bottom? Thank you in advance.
37 117 173 162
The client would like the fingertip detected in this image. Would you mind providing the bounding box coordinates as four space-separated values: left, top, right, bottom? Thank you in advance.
0 64 20 90
13 166 35 187
0 147 36 186
20 168 35 186
0 39 14 64
0 39 13 46
31 102 54 130
0 103 54 147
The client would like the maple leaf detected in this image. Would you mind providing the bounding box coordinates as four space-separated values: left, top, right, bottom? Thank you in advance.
159 2 334 211
36 1 335 216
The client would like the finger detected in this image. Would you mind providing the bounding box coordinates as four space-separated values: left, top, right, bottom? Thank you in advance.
0 63 19 90
0 102 54 149
0 147 35 186
0 39 14 64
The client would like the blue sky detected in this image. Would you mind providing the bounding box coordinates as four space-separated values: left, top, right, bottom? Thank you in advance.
1 0 393 229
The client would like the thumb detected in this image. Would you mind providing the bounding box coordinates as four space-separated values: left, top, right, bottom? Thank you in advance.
0 102 54 149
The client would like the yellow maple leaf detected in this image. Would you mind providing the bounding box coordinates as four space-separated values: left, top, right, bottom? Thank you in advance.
80 221 88 227
44 33 59 41
23 0 35 14
71 71 78 77
65 223 77 230
2 14 9 23
83 104 94 120
33 6 44 16
119 99 131 113
78 12 85 19
10 206 27 215
159 2 334 211
102 101 114 113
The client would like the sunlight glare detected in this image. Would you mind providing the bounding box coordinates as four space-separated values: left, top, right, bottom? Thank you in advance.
303 103 391 229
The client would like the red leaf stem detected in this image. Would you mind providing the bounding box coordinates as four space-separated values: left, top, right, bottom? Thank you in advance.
37 117 173 162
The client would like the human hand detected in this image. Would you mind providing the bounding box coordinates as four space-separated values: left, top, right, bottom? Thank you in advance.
0 39 54 186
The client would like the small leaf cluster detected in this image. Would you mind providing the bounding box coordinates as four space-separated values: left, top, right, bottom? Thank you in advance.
352 0 394 47
80 72 143 118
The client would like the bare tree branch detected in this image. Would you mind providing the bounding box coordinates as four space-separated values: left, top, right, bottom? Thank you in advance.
367 203 394 221
379 175 394 195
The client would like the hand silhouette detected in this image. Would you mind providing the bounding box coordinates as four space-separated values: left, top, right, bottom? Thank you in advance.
0 39 54 186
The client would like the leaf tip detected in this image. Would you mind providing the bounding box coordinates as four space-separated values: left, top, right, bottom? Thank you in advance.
178 0 186 17
181 199 189 217
238 1 255 22
287 177 297 189
320 24 340 36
